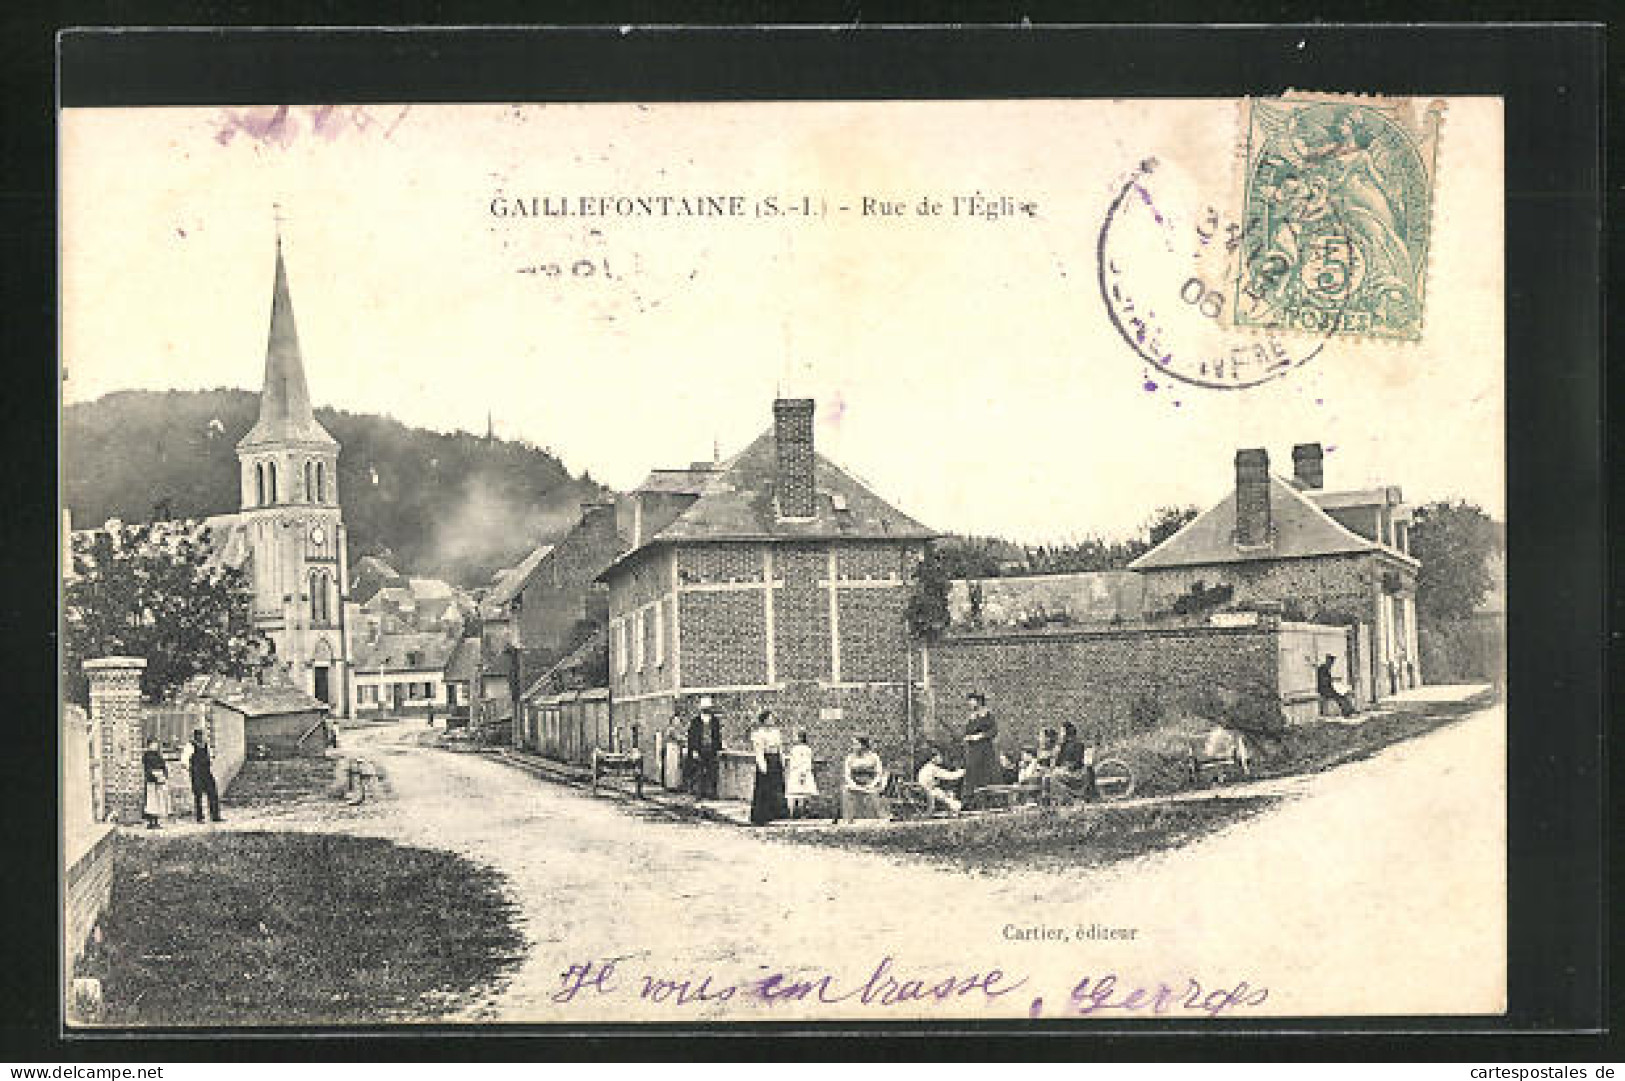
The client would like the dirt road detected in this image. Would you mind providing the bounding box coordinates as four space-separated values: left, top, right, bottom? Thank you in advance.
250 706 1505 1023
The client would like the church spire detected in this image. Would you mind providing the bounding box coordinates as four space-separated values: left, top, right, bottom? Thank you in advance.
239 233 336 449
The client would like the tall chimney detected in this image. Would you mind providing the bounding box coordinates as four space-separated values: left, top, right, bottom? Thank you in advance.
773 398 817 518
1234 448 1272 548
1292 442 1324 490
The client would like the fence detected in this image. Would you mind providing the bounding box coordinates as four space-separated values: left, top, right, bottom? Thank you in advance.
143 704 205 752
525 688 611 766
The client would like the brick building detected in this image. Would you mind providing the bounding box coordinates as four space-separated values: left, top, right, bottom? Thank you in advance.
599 398 935 777
475 502 625 738
1129 442 1421 702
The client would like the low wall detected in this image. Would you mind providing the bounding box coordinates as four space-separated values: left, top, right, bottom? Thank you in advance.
925 620 1283 760
64 823 116 974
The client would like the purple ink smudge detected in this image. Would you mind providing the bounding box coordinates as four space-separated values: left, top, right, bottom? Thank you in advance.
1130 183 1165 226
214 105 297 148
1143 378 1159 392
827 392 848 426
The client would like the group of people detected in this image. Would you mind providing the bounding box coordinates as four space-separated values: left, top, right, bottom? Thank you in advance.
675 690 1102 826
140 727 223 829
674 698 820 825
936 692 1098 811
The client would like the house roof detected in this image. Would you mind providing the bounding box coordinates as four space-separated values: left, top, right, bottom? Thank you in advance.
1129 474 1418 570
197 513 253 571
487 543 555 606
603 429 933 578
408 576 454 600
443 637 481 682
210 686 330 718
238 242 337 450
519 627 606 701
352 631 460 672
635 467 719 495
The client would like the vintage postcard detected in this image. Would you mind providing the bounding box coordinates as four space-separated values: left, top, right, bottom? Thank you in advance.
60 97 1506 1027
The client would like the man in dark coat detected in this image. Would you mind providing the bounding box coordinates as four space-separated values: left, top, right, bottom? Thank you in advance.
686 710 707 795
1316 654 1358 717
188 728 223 823
699 700 723 800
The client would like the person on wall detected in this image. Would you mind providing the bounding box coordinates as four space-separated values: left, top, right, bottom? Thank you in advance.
1315 654 1358 717
961 691 1000 803
748 710 790 826
188 728 223 823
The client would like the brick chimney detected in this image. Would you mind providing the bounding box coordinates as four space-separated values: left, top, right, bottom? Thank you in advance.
1292 442 1324 490
773 398 817 519
1234 448 1272 548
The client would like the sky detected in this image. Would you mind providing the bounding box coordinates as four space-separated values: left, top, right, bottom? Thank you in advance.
60 100 1504 543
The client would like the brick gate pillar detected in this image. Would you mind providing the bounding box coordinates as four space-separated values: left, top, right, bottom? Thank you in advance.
84 657 147 823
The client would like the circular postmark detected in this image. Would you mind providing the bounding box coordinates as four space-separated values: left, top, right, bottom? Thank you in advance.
1097 157 1339 390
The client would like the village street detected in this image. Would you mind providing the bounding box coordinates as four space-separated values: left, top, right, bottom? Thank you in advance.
214 704 1505 1024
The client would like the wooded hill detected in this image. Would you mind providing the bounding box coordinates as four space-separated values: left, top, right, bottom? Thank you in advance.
63 389 608 587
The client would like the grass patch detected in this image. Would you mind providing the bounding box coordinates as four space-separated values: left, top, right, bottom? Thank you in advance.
787 796 1278 876
224 755 346 810
80 832 523 1026
1108 702 1479 799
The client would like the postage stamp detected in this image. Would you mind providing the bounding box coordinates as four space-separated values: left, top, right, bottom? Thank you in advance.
1232 94 1445 342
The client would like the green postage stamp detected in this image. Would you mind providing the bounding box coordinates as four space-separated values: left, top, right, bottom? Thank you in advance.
1233 94 1445 341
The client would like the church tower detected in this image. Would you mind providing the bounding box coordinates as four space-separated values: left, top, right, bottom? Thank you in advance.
236 236 352 714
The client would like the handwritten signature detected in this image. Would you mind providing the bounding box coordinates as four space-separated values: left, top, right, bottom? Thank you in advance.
552 956 1267 1018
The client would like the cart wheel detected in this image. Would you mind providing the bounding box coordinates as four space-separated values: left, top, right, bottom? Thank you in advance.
894 784 932 819
1093 757 1136 802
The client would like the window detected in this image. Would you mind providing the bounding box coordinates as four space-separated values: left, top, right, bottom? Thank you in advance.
316 461 326 503
268 461 279 503
255 463 266 506
617 619 629 675
310 570 332 624
304 460 314 502
653 601 665 666
633 609 646 671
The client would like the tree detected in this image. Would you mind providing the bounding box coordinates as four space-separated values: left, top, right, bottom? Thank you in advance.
1410 500 1500 624
905 546 952 643
63 521 270 704
1144 504 1200 548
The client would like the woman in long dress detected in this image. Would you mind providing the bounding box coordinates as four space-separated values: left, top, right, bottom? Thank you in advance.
840 736 889 822
141 739 170 829
784 729 819 819
961 692 999 802
748 710 790 826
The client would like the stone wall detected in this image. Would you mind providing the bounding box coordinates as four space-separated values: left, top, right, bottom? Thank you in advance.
64 825 116 974
924 621 1282 761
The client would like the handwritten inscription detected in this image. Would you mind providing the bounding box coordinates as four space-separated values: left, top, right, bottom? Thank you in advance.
551 956 1266 1018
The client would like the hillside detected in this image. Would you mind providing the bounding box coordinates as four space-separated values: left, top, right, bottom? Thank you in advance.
63 389 609 587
